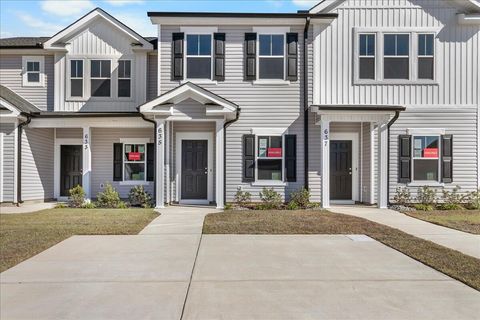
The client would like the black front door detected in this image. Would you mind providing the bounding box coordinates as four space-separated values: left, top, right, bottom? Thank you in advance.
60 145 83 197
330 140 352 200
181 140 208 200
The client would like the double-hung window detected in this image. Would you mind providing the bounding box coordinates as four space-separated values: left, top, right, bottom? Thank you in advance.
91 60 111 97
70 60 83 97
22 56 44 87
413 135 439 181
186 34 212 79
26 61 40 83
358 34 375 80
124 144 146 181
257 136 283 181
418 34 434 80
384 34 410 79
118 60 131 98
258 34 285 80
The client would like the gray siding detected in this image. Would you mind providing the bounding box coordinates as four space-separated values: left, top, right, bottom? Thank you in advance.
0 123 16 202
0 55 54 111
56 128 82 139
147 54 158 100
21 128 54 201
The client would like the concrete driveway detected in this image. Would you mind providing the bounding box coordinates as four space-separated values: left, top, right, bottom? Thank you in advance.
1 207 479 319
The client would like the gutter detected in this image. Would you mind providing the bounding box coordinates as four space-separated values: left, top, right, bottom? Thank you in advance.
16 113 32 205
386 110 401 207
223 108 241 205
139 113 157 205
303 17 311 190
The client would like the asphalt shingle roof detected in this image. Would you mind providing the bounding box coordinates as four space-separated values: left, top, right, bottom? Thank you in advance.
0 37 51 48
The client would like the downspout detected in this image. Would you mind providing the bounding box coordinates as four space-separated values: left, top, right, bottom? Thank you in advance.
303 17 311 190
386 110 401 206
140 113 157 203
16 113 32 205
223 108 241 205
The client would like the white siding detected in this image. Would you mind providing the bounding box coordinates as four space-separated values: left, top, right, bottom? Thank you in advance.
0 123 16 202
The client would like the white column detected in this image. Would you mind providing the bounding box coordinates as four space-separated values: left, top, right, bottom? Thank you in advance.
320 119 330 208
82 126 92 202
215 120 225 209
155 120 165 208
165 121 170 204
377 120 389 209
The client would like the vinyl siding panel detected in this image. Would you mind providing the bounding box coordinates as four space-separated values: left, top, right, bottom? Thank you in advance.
56 128 82 139
0 123 16 202
147 54 158 100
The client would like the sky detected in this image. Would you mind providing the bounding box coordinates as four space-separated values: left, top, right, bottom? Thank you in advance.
0 0 320 38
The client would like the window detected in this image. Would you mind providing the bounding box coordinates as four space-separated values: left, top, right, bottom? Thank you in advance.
91 60 111 97
259 34 284 80
418 34 434 80
22 56 44 86
359 34 375 79
70 60 83 97
124 144 145 181
257 136 283 181
118 60 131 98
384 34 409 79
413 136 439 181
186 34 212 79
27 61 40 83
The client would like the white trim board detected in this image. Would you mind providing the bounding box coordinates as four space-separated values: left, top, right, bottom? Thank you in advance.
175 132 214 204
330 132 360 202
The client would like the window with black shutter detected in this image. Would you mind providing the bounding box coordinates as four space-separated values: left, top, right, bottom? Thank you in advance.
214 33 225 81
285 135 297 182
147 143 154 181
441 135 453 183
113 143 123 181
286 33 298 81
242 134 255 182
398 135 411 183
172 32 184 80
244 33 257 80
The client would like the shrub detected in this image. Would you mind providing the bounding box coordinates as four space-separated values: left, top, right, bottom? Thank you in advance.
416 186 437 206
55 203 68 209
128 185 153 208
96 183 121 208
117 201 128 209
234 187 252 208
393 187 411 206
68 185 85 208
286 201 299 210
289 187 311 209
224 203 233 210
259 187 282 210
81 202 97 209
465 189 480 210
414 203 434 211
440 186 465 210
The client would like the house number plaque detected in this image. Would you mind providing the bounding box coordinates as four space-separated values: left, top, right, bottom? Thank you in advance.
323 128 329 147
157 127 163 146
83 133 89 150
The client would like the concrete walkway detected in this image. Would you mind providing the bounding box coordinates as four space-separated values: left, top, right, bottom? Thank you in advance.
330 206 480 259
0 202 57 214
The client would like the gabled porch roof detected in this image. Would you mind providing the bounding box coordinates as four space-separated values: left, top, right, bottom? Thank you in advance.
0 85 40 120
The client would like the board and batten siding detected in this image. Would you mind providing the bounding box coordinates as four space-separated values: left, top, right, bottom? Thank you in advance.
0 55 54 111
21 128 54 201
159 25 306 201
0 123 16 202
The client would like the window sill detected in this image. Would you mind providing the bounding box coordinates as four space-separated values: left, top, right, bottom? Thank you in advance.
119 181 151 186
253 80 291 86
181 79 218 85
251 181 287 187
407 181 444 187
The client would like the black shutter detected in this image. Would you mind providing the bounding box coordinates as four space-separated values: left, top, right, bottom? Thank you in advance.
113 143 123 181
172 32 184 80
244 33 257 81
242 134 255 182
286 33 298 81
441 135 453 183
146 143 154 182
398 135 411 183
285 134 297 182
214 33 225 81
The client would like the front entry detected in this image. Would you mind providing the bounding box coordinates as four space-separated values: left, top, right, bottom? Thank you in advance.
181 140 208 200
60 145 83 197
330 140 352 200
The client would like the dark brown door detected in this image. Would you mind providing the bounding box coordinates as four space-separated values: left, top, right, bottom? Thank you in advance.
330 140 352 200
60 145 83 197
181 140 208 200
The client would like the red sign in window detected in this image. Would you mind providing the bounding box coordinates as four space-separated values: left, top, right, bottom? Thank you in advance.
423 148 438 158
267 148 282 157
128 152 141 161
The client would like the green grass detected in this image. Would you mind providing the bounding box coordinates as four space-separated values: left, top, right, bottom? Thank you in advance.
0 208 158 272
204 210 480 291
405 210 480 234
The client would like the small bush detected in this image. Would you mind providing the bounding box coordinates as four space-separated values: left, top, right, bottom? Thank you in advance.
117 201 128 209
55 203 68 209
259 187 282 210
286 201 299 210
465 189 480 210
68 185 85 208
128 185 153 208
81 202 97 209
414 203 434 211
224 203 233 210
393 187 411 206
440 185 465 210
96 183 121 208
416 186 437 206
289 187 311 209
234 187 252 208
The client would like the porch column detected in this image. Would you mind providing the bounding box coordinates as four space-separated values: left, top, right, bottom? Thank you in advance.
155 119 165 208
377 120 388 208
215 120 225 209
165 121 170 204
320 119 330 208
82 126 91 202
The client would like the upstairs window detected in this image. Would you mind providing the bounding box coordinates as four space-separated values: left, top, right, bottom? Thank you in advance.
70 60 83 97
91 60 111 97
258 34 284 80
118 60 131 98
413 136 439 181
257 136 283 181
27 61 40 83
358 34 375 80
186 34 212 79
22 56 44 87
384 34 409 79
418 34 434 80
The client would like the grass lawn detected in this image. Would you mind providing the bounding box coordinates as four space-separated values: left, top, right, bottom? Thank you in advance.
0 208 158 273
404 210 480 234
204 210 480 291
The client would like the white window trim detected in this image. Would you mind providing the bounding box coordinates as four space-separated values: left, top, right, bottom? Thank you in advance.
256 33 287 83
90 59 112 99
410 134 442 184
67 59 85 100
253 133 286 185
22 56 45 87
184 32 214 81
117 59 133 99
120 140 149 185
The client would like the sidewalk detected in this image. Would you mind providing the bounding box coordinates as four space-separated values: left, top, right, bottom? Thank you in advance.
330 206 480 259
0 202 57 214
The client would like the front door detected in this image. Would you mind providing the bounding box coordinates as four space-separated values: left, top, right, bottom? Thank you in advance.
181 140 208 200
60 145 83 197
330 140 352 200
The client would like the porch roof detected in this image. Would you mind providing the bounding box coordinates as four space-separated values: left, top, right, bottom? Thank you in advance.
310 104 405 123
0 85 40 117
